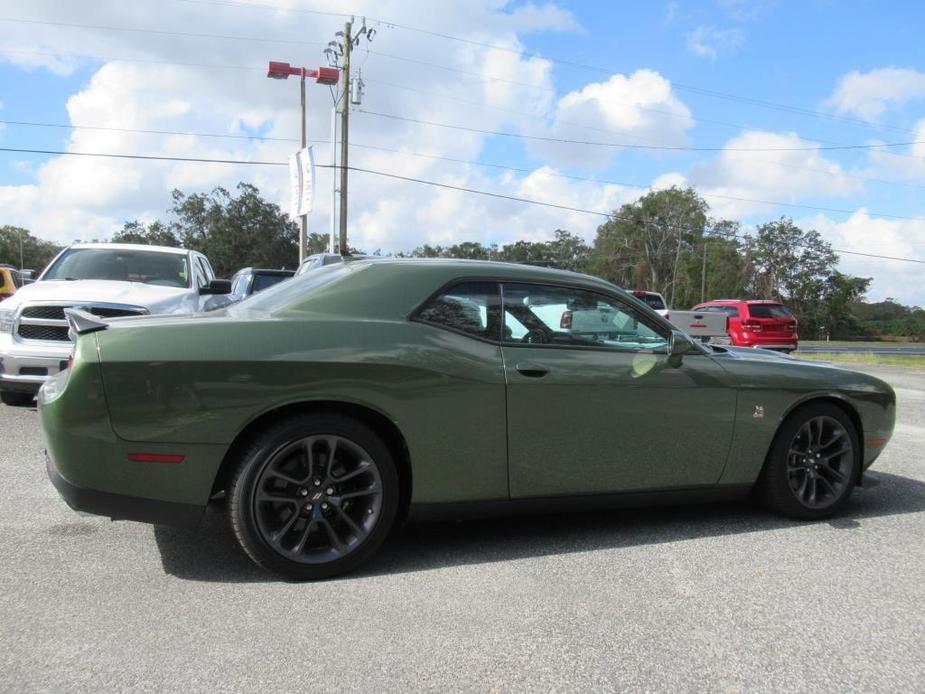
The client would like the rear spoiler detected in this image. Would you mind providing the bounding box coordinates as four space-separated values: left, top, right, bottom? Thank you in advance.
64 308 110 340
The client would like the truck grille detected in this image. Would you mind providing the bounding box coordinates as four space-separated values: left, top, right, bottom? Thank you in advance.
16 303 148 342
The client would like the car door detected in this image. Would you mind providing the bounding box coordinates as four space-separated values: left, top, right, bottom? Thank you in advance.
500 282 736 499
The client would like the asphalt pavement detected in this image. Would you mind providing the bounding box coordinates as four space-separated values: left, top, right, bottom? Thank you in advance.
797 344 925 355
2 364 924 692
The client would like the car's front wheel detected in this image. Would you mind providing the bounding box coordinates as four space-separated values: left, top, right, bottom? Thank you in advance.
229 414 399 580
757 403 859 520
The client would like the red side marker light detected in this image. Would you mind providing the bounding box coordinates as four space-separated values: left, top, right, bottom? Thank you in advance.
127 453 186 464
865 438 886 447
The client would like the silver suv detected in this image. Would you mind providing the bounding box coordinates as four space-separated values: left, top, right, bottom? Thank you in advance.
0 243 228 406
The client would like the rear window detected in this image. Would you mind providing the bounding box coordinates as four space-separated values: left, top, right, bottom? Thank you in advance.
633 292 666 310
748 304 792 318
252 273 292 293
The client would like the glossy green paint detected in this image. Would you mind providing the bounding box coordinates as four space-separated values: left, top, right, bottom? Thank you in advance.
39 259 896 514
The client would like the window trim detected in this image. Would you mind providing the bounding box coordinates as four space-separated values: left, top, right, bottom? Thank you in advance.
408 275 679 354
499 281 671 354
409 279 502 344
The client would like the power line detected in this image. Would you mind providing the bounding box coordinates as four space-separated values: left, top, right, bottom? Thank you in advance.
2 115 922 205
171 0 915 136
0 16 325 48
347 143 925 220
4 117 924 204
358 110 925 153
0 118 301 143
3 145 924 265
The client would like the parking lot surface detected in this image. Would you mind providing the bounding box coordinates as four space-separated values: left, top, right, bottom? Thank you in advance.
2 364 924 693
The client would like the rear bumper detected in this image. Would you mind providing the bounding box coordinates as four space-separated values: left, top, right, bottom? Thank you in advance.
46 451 203 528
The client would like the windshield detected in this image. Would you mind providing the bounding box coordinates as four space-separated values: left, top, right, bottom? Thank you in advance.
42 248 190 287
238 262 353 312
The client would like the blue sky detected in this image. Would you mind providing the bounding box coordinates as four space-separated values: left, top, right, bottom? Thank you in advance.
1 0 925 302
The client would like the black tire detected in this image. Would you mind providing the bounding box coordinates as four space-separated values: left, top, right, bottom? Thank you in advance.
229 414 399 580
1 390 34 407
756 402 860 520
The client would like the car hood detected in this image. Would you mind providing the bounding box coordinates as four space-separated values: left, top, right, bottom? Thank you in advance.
4 279 191 311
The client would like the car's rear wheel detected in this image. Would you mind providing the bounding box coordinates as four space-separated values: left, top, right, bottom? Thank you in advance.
1 390 34 407
757 403 859 520
228 414 399 580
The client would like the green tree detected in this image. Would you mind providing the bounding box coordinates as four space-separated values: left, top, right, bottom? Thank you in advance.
166 183 299 276
0 226 63 274
112 220 181 247
591 187 708 305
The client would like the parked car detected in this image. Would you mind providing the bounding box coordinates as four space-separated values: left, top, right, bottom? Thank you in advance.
628 289 670 319
0 264 23 301
40 259 893 580
0 243 229 406
692 299 798 353
229 268 295 302
295 253 368 276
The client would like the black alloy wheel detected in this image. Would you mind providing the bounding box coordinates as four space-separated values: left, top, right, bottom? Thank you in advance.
229 415 399 580
757 403 860 520
785 415 853 509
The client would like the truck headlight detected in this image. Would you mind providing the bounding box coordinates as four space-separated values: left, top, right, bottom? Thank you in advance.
0 309 14 333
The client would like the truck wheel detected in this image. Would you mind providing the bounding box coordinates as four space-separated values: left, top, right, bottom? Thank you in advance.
228 414 399 580
1 390 34 407
756 403 859 520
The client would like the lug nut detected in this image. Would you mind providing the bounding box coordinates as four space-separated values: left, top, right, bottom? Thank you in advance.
300 489 308 496
321 502 329 510
326 487 334 495
313 479 321 487
305 503 313 511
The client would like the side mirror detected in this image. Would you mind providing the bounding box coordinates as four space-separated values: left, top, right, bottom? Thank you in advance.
199 279 232 295
667 329 694 368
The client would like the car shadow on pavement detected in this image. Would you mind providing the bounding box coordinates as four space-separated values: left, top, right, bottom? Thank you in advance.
152 471 925 583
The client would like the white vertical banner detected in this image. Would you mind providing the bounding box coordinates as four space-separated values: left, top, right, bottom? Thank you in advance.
289 146 315 218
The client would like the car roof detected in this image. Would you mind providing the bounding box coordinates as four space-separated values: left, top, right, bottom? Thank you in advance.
259 257 635 321
68 243 190 256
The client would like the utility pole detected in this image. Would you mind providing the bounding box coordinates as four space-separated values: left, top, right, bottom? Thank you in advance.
338 19 352 254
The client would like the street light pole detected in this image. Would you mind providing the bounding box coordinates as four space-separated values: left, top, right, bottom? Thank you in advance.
266 61 339 265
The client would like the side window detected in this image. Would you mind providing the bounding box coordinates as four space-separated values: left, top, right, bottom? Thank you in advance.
502 283 668 352
413 281 501 341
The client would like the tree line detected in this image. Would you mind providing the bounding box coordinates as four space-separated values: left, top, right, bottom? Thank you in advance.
0 182 918 340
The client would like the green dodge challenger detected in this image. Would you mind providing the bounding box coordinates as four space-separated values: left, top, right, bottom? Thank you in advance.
39 259 895 579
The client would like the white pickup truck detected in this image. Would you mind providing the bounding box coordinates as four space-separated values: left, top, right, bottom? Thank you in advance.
669 309 730 345
0 242 230 406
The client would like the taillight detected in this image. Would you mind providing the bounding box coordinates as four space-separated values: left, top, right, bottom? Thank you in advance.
560 310 573 329
743 320 762 332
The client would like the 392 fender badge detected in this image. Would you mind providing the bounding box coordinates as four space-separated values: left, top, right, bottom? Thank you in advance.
753 405 765 419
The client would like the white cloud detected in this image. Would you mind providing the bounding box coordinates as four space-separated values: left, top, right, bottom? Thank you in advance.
864 118 925 181
686 25 743 60
673 130 862 219
0 0 600 253
825 67 925 120
533 69 693 168
804 210 925 305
